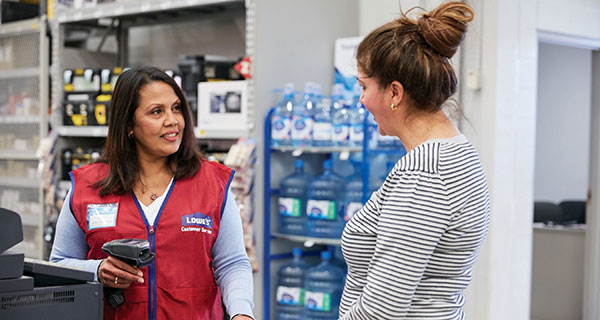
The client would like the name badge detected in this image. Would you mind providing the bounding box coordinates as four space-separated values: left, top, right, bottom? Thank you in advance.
87 203 119 230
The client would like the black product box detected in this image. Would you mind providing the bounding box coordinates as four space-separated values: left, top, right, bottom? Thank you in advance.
177 55 242 98
61 147 102 180
187 95 198 125
63 94 94 126
0 1 39 24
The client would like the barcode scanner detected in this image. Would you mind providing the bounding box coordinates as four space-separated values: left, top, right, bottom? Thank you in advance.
101 239 155 308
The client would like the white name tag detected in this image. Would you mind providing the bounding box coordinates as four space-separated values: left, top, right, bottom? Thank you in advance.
87 203 118 230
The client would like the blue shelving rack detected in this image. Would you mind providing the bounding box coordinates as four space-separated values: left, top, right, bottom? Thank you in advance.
262 107 406 318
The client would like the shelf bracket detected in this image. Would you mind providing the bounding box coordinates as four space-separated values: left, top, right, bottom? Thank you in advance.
96 18 117 53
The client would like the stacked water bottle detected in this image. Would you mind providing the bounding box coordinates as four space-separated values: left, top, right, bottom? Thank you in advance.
271 82 403 149
276 248 345 320
279 159 368 240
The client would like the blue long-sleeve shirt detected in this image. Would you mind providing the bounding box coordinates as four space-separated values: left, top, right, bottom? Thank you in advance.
50 187 254 318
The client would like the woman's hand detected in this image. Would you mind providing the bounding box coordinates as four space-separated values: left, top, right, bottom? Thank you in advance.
97 256 144 288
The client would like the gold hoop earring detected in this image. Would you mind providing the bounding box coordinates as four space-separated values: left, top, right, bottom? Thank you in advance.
391 103 397 111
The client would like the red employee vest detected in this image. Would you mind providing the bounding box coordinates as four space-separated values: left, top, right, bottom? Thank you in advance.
70 160 233 320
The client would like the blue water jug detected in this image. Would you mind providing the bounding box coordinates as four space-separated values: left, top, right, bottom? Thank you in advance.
279 160 312 235
369 154 397 193
330 246 347 275
343 160 364 222
306 159 345 238
348 83 365 147
302 251 345 320
276 248 310 320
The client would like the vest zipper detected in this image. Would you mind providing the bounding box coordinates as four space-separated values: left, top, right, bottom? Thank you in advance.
148 225 156 320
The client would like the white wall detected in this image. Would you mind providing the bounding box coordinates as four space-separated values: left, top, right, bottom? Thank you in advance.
534 43 592 202
537 0 600 41
358 0 419 35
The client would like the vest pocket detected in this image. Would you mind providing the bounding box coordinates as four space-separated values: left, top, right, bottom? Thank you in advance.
156 286 222 319
109 286 148 320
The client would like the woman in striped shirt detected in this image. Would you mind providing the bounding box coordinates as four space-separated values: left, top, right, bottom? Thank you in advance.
340 2 490 319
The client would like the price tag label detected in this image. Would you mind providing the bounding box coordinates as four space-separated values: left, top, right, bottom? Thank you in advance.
339 151 350 161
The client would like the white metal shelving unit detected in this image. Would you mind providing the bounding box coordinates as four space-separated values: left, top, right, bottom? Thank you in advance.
54 0 242 23
50 0 253 140
0 67 39 79
0 17 49 259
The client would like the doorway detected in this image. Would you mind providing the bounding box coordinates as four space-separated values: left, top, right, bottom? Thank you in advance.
530 42 593 320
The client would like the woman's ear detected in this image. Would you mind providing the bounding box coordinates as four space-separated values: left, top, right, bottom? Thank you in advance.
389 81 404 106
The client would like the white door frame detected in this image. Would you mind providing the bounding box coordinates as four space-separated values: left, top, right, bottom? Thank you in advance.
584 49 600 320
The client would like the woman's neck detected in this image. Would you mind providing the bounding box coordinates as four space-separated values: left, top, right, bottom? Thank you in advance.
396 110 460 152
137 157 174 192
135 158 174 205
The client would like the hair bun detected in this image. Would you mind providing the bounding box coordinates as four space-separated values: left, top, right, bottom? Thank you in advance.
416 2 474 59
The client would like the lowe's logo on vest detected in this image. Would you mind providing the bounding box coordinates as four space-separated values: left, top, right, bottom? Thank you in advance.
181 212 213 234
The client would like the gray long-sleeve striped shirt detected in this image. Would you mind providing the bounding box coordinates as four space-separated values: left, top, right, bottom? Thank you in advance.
340 134 490 319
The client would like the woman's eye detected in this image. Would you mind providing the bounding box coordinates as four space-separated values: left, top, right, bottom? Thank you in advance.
173 104 182 112
151 108 162 115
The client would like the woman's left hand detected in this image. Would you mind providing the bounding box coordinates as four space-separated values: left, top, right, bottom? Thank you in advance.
231 315 253 320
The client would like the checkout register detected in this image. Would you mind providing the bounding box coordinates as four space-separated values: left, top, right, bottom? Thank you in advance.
0 207 103 319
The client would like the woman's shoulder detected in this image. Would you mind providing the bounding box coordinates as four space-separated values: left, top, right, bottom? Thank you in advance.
186 159 233 182
71 162 108 177
396 142 441 174
398 135 476 172
199 158 232 173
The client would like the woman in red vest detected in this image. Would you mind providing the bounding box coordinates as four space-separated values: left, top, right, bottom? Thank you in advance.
50 66 254 320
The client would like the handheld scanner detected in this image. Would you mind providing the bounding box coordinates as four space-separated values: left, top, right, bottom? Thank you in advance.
101 238 155 268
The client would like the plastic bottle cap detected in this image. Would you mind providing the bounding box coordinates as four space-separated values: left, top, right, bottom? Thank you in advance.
292 247 302 257
321 250 331 261
284 83 295 94
323 159 332 169
304 82 313 93
332 83 344 96
294 159 304 168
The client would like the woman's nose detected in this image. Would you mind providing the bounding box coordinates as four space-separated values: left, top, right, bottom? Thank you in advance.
165 110 178 126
